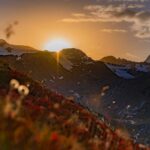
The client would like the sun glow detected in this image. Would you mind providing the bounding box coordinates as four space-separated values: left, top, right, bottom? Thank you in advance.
43 38 73 52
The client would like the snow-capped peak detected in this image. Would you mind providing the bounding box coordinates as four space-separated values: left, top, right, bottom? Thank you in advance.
0 39 37 56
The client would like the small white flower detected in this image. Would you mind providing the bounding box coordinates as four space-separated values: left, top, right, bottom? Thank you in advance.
18 85 29 96
9 79 20 90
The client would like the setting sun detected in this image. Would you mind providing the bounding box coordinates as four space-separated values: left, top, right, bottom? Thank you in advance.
43 38 73 52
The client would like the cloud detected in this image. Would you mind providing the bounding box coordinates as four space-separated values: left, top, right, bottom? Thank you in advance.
72 13 86 17
101 29 127 33
62 3 150 38
127 4 145 9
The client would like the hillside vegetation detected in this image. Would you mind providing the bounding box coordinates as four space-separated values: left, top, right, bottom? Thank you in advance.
0 63 149 150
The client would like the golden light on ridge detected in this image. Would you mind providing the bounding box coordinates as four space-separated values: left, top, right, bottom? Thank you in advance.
43 38 73 52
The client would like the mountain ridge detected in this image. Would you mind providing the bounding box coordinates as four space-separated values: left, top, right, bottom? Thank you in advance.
0 39 38 56
0 40 150 145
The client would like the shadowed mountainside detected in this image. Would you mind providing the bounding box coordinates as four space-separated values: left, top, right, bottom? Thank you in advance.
0 40 150 145
1 63 149 149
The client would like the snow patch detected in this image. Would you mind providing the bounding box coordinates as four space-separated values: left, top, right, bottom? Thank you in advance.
115 69 134 79
0 42 36 56
106 63 134 79
135 64 150 72
59 54 73 70
16 56 22 60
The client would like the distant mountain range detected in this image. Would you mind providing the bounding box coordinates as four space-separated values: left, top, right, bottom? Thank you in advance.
0 39 150 145
101 56 135 65
101 55 150 64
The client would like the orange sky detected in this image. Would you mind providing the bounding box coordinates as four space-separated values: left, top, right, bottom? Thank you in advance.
0 0 150 61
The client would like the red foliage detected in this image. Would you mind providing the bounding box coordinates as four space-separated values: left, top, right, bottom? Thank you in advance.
0 68 149 149
50 132 59 142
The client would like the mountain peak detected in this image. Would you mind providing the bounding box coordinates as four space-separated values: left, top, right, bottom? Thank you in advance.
60 48 93 65
61 48 87 56
145 55 150 63
0 39 7 46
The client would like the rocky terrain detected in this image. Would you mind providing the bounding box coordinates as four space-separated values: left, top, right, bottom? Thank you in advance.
0 39 150 145
1 62 150 149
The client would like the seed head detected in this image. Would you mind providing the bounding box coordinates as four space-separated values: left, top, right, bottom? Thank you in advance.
18 85 29 96
10 79 20 90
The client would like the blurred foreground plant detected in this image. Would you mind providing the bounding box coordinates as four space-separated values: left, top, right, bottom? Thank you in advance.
4 79 29 118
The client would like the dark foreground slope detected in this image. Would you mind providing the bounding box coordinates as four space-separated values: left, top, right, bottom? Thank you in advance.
1 47 150 145
0 64 149 150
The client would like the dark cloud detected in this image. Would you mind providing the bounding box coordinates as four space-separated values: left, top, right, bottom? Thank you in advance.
4 21 19 39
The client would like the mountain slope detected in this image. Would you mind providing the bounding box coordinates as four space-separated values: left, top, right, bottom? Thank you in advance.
145 55 150 64
0 49 117 98
1 63 149 149
0 41 150 145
